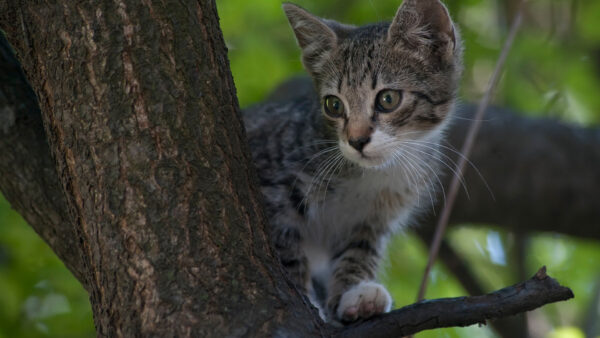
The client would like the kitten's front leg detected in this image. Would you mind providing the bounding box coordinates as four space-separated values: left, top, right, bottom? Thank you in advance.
327 228 392 323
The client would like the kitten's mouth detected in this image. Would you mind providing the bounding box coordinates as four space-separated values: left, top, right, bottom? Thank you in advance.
339 140 391 169
361 157 389 169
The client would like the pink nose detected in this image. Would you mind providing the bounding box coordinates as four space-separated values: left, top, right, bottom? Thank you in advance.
346 122 373 152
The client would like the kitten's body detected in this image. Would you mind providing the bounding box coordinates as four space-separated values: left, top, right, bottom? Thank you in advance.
243 0 461 323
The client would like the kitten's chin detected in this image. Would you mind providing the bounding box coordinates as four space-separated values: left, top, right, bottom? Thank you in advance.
341 151 390 169
351 156 393 170
348 155 378 168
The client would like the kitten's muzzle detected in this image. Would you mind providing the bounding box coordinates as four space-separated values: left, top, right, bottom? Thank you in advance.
348 136 371 152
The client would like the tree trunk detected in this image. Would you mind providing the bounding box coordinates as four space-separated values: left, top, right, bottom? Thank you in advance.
0 1 321 336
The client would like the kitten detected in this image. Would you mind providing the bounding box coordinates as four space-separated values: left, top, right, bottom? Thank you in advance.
243 0 462 323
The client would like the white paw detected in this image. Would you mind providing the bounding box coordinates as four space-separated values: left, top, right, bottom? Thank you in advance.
336 281 392 322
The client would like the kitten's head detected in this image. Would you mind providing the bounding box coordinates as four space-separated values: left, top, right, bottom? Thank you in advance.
283 0 462 169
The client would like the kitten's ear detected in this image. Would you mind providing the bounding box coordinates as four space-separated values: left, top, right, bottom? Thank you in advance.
388 0 457 59
282 3 341 75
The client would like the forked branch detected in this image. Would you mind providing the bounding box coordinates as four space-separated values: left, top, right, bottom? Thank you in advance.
335 267 574 338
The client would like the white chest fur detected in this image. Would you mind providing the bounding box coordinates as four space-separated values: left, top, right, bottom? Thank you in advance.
302 166 417 246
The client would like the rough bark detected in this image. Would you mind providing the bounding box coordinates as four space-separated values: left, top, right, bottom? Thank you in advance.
0 31 85 282
0 2 582 338
0 1 320 336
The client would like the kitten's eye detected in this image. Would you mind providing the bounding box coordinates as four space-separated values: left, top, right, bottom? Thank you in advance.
323 95 345 118
375 90 402 112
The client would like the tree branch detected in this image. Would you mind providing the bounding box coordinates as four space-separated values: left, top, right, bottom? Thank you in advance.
443 103 600 240
0 31 85 283
416 228 529 338
334 267 574 338
416 229 486 296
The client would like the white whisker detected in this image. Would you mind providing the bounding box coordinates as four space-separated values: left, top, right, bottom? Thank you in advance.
395 149 436 213
405 138 494 200
301 150 341 213
390 150 424 210
400 141 470 200
399 147 446 212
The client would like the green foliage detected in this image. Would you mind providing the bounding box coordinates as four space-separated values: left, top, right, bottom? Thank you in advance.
1 0 599 337
0 196 94 337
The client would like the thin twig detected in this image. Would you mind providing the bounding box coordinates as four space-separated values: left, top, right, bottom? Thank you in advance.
416 230 485 295
416 230 525 338
416 2 526 302
336 267 573 338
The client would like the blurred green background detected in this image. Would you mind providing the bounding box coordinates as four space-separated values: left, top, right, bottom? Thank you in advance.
1 0 600 337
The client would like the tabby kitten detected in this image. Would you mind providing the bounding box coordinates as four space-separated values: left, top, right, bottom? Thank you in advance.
243 0 462 323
